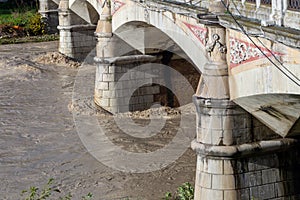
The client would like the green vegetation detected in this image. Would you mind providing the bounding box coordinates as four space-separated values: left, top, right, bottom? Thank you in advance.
0 0 57 44
21 178 94 200
164 182 194 200
0 34 58 45
20 179 195 200
0 10 46 36
0 0 38 14
0 9 35 26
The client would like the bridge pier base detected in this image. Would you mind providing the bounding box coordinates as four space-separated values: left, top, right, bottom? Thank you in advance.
94 2 163 113
192 133 300 199
192 93 300 199
192 16 300 199
57 0 96 60
94 56 163 113
192 64 300 199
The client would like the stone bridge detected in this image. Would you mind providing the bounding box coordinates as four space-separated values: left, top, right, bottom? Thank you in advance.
40 0 300 199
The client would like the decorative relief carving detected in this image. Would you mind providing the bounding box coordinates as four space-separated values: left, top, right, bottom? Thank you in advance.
205 34 226 54
229 37 283 69
144 8 150 23
112 0 125 15
183 22 207 46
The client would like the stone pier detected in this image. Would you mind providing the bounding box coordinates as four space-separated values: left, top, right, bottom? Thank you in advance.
94 55 164 113
191 1 300 199
93 1 163 113
39 0 59 34
58 0 97 60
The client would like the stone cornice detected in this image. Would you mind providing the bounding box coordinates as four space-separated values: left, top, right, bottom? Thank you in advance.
57 24 97 31
191 138 299 158
94 55 158 65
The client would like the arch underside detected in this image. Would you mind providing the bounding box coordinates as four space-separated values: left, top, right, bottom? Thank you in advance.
68 0 101 24
111 3 209 73
234 93 300 137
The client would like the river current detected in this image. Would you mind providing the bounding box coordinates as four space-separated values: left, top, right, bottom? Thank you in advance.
0 41 196 199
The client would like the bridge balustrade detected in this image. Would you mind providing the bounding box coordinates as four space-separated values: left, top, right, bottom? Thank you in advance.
158 0 300 28
245 0 300 10
157 0 203 7
225 0 300 29
288 0 300 11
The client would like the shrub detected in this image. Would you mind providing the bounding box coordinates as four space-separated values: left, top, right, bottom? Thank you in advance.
176 182 194 200
25 12 46 36
163 182 194 200
0 10 46 36
21 178 93 200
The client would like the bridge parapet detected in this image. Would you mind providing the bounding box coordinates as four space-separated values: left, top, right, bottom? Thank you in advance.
228 0 300 28
186 0 300 28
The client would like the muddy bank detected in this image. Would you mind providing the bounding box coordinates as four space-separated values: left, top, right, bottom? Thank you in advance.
0 41 197 199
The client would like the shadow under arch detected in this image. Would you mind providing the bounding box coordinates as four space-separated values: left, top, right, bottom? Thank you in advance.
108 21 202 108
111 3 209 74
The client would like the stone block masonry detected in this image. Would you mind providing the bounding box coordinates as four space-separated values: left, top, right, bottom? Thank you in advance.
193 140 300 200
57 2 97 60
94 55 163 113
58 24 97 60
192 95 300 200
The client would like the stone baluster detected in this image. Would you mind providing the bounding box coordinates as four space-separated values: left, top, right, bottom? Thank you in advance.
270 0 288 26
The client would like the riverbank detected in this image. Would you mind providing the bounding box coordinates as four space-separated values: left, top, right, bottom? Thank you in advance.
0 33 58 44
0 5 58 45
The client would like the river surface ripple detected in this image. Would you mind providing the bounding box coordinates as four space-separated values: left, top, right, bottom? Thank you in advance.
0 42 196 200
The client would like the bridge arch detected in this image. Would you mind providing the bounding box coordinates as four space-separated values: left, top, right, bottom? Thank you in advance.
95 20 202 112
111 3 209 73
67 0 101 24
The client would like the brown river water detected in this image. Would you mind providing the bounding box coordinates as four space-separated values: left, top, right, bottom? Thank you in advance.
0 41 196 199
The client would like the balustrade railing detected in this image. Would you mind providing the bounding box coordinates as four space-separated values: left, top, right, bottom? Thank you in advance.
288 0 300 11
162 0 202 7
226 0 300 28
157 0 300 28
261 0 271 5
164 0 300 12
246 0 271 4
243 0 300 11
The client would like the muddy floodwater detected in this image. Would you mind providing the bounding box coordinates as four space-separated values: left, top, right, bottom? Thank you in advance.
0 41 196 199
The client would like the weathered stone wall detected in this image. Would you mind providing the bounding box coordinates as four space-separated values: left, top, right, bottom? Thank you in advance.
192 96 300 200
194 99 252 146
195 146 300 199
59 25 96 60
234 149 300 199
153 58 200 107
94 55 200 113
46 11 59 34
58 0 98 60
94 55 161 113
